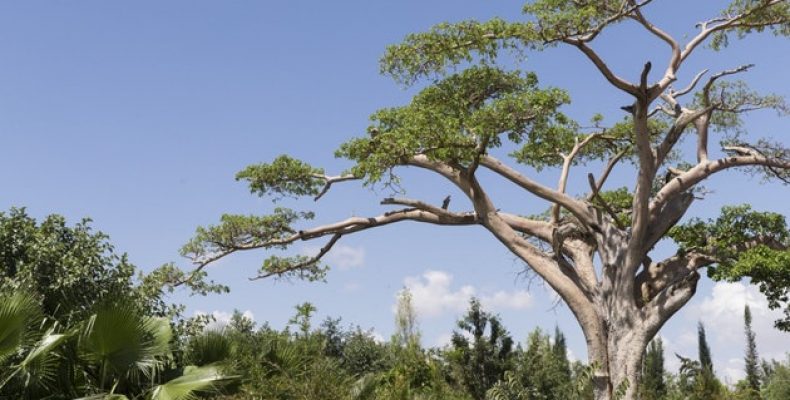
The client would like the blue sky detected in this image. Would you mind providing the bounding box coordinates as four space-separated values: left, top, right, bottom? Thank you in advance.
1 0 788 383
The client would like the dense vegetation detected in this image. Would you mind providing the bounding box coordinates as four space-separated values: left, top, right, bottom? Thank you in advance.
2 209 789 399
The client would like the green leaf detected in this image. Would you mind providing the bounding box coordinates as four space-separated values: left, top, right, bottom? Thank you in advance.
80 301 172 384
149 364 238 400
0 293 41 363
236 155 326 200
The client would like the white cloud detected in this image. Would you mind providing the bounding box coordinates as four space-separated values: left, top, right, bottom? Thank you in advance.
482 290 533 310
302 244 365 270
398 270 533 318
696 282 788 361
194 310 255 331
662 282 790 383
371 331 386 344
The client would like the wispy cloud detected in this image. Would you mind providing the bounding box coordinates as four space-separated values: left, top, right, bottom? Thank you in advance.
302 244 365 270
397 270 533 318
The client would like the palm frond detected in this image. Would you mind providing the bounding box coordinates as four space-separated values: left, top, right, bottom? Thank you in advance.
0 293 41 362
149 364 239 400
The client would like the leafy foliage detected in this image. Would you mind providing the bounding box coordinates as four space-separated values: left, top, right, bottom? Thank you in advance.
337 66 578 181
709 0 790 50
447 298 515 400
670 205 790 330
236 155 327 200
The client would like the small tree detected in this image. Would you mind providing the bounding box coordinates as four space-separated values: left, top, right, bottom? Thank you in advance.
177 2 790 398
520 327 573 400
448 298 515 400
393 287 420 347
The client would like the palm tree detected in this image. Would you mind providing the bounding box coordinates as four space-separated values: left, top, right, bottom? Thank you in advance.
1 293 237 399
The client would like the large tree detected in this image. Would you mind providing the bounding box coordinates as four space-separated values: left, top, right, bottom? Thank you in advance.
175 1 790 399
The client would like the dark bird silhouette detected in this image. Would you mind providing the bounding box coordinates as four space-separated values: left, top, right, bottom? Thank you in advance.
441 195 451 210
620 104 635 114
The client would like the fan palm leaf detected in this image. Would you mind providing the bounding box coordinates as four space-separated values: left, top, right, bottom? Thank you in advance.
149 364 237 400
80 301 172 389
0 293 41 363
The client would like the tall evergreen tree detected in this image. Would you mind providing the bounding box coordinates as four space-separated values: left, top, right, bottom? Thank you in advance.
744 305 761 393
641 338 666 400
694 322 721 400
552 325 571 377
698 322 713 372
448 298 514 400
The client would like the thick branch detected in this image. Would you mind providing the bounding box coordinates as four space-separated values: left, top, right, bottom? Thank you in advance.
651 151 790 214
465 174 598 316
480 155 598 231
564 39 639 95
623 102 657 302
178 208 479 285
654 105 716 167
628 0 681 93
644 192 694 252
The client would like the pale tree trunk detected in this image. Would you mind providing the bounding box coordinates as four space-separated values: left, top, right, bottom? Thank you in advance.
581 234 698 400
588 321 649 400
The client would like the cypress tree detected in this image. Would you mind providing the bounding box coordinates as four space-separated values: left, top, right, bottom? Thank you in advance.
641 338 666 400
744 305 761 393
552 325 571 379
695 322 721 399
698 322 713 371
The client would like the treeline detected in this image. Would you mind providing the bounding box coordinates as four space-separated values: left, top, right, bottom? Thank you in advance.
1 209 789 399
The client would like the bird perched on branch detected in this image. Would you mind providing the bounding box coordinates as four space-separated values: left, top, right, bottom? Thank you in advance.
441 195 451 210
620 104 635 114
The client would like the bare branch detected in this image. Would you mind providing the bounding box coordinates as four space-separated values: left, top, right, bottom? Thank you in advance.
312 173 359 201
553 133 601 223
701 64 755 105
588 148 629 200
564 39 639 95
250 233 342 281
176 207 480 286
640 61 653 95
681 1 785 67
654 105 717 167
380 196 474 219
479 155 598 231
694 115 711 162
587 173 626 229
651 150 790 214
672 69 710 98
